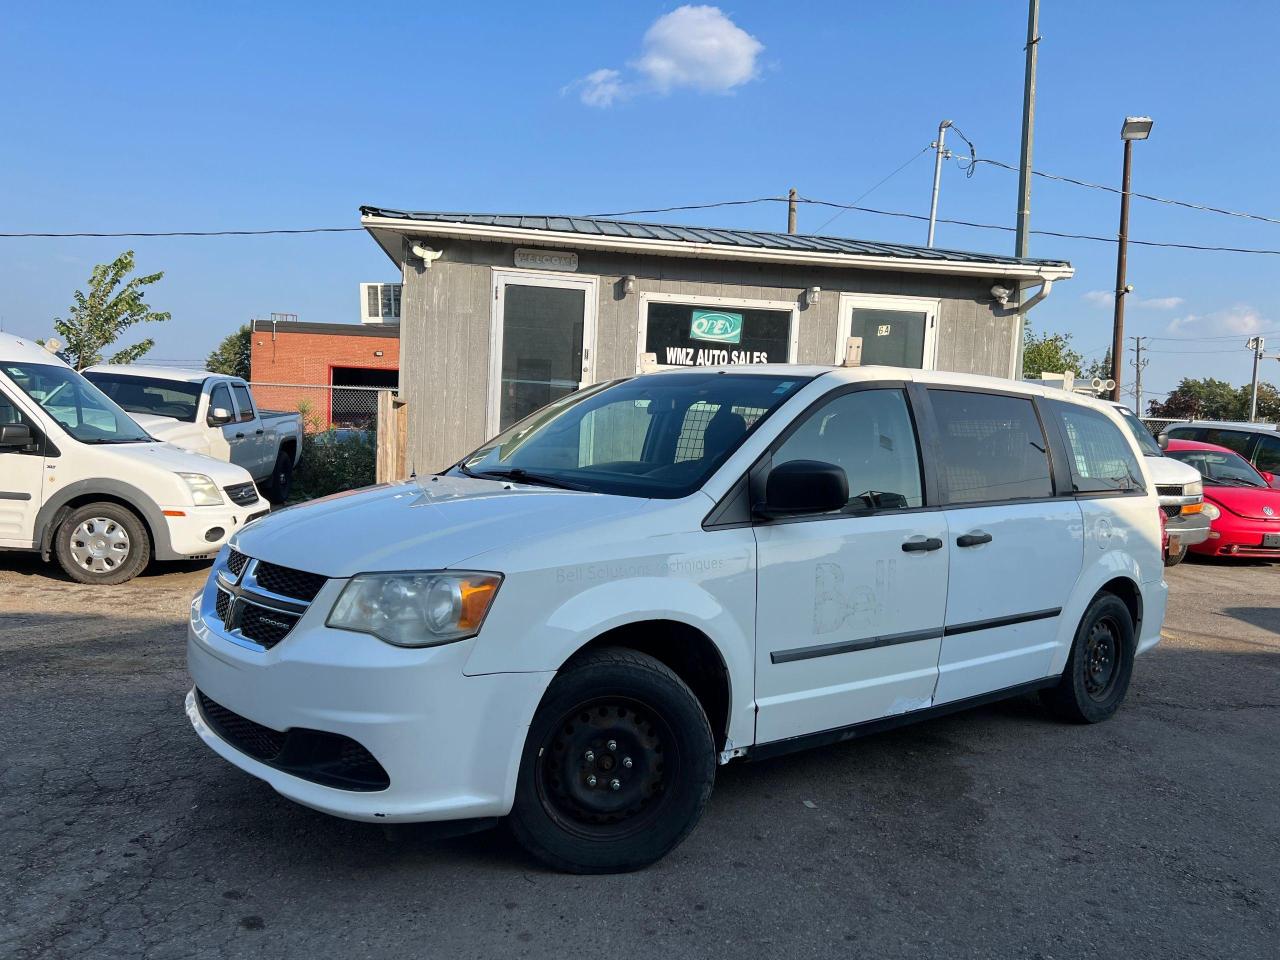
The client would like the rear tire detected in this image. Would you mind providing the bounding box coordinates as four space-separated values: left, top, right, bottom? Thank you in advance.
264 450 294 504
508 647 716 874
54 502 151 585
1164 542 1187 567
1042 593 1135 724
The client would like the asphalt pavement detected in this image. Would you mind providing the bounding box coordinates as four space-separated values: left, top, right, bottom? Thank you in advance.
0 552 1276 959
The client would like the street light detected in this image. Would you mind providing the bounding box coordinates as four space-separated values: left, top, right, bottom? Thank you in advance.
1111 116 1153 402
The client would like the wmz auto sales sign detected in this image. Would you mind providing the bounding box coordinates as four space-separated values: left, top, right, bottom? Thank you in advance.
645 302 791 367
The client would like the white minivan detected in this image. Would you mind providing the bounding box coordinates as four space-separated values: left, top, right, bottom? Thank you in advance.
0 335 270 584
186 365 1166 872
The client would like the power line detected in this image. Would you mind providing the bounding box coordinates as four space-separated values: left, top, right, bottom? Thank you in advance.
962 156 1280 226
0 227 364 238
814 145 933 232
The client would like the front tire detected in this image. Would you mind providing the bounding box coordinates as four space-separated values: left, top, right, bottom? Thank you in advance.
1042 593 1135 724
1164 541 1187 567
54 502 151 585
509 647 716 874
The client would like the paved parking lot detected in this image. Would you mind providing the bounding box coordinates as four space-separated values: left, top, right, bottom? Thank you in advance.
1 553 1276 959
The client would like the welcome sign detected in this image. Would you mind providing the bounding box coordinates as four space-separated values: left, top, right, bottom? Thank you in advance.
689 310 743 344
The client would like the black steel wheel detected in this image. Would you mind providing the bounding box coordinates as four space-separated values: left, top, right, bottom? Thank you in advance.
264 450 293 504
509 647 715 873
1043 592 1136 723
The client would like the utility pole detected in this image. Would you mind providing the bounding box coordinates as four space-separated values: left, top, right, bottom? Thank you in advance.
1011 0 1040 381
927 120 952 247
1130 336 1149 414
787 188 798 235
1110 140 1135 402
1248 336 1265 422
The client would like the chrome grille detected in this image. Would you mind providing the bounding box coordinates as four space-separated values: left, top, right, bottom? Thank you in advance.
210 552 325 651
1156 485 1184 498
224 482 259 507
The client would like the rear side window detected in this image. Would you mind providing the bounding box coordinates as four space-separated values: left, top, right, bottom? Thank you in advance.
1051 403 1145 493
1255 434 1280 473
929 390 1053 504
1201 428 1251 456
231 384 255 423
774 389 924 511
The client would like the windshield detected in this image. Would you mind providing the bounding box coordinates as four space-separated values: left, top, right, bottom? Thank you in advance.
1167 448 1264 487
85 371 203 423
455 372 811 498
1115 406 1163 457
1 362 152 443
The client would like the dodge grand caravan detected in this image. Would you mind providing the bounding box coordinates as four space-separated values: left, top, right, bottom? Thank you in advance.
187 366 1167 872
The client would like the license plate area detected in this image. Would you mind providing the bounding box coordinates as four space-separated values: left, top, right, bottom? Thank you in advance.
1263 533 1280 549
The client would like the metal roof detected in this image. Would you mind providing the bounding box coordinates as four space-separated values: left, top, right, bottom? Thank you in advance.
359 206 1071 271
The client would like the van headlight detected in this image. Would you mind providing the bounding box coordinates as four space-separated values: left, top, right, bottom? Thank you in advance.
1185 480 1203 497
179 473 223 506
327 572 503 647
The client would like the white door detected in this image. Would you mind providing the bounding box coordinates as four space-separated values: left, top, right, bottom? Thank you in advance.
0 388 45 547
754 387 949 744
925 388 1083 704
488 270 598 437
835 293 939 369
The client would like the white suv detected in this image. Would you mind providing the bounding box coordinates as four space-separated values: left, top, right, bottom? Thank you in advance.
0 335 269 584
186 366 1166 872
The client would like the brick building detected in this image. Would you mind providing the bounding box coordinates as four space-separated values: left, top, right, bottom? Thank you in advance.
249 319 400 429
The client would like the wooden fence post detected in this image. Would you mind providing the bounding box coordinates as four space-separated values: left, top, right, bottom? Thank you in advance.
376 390 409 483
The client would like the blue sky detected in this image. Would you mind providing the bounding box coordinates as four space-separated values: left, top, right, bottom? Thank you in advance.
3 1 1279 406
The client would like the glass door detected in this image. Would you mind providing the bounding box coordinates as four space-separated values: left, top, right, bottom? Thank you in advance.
489 271 598 436
836 294 939 369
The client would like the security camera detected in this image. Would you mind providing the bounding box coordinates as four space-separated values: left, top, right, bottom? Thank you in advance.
990 283 1013 305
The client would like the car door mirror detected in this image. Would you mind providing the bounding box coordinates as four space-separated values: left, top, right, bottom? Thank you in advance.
1262 470 1277 486
0 422 33 450
208 406 233 426
757 460 849 518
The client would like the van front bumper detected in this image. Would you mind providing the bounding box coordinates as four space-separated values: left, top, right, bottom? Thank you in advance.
1165 511 1211 548
185 588 553 823
160 500 270 560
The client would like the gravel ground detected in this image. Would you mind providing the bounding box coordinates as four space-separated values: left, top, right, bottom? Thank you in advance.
1 552 1276 959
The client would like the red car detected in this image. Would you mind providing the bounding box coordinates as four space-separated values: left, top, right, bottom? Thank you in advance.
1164 439 1280 559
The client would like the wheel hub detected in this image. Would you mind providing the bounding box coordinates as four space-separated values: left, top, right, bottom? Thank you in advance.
539 699 668 830
69 518 130 574
1083 619 1118 700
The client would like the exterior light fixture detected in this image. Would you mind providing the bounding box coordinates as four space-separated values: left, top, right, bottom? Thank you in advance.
374 350 384 357
990 283 1013 305
804 286 821 308
622 275 637 294
1121 116 1153 141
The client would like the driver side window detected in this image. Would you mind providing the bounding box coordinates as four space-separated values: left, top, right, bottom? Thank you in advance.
774 389 924 511
0 388 43 456
208 384 233 425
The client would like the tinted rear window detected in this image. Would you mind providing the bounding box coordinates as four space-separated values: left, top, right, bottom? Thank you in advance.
928 390 1053 504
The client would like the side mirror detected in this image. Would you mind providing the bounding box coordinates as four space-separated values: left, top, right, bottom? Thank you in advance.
1262 470 1277 487
758 460 848 518
208 406 233 426
1157 433 1169 451
0 423 33 450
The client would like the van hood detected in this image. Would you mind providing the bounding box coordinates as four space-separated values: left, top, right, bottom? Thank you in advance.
1142 454 1202 488
1207 486 1280 521
93 440 253 487
229 475 651 578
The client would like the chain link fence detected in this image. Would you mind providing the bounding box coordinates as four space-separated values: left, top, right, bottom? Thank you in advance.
247 382 384 436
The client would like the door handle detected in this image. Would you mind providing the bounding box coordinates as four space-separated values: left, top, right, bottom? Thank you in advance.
255 429 264 435
901 537 944 553
957 532 993 548
235 432 245 439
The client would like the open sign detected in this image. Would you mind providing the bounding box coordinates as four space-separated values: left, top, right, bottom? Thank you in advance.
689 310 744 344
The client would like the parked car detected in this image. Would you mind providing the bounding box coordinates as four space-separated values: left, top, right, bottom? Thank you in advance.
186 366 1166 873
1159 420 1280 483
84 366 303 502
1164 439 1280 559
0 335 269 585
1108 403 1207 565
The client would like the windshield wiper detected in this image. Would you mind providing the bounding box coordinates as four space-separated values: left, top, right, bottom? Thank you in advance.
81 437 152 444
1212 476 1259 487
469 467 591 491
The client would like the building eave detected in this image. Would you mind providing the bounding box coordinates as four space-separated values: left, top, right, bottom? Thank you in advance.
359 214 1075 282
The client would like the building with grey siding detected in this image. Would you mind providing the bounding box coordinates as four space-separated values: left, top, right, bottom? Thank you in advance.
361 208 1074 473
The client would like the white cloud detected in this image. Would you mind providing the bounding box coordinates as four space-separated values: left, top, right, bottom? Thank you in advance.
568 6 763 108
572 68 626 108
1166 305 1267 337
635 5 764 93
1083 290 1184 310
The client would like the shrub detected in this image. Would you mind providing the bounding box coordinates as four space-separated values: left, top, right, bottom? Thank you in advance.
290 429 376 502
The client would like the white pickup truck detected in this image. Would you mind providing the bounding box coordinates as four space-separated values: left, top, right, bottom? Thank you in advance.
84 366 303 503
0 334 270 585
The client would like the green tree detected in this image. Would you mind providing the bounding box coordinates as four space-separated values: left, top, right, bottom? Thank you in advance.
1240 381 1280 422
1082 349 1113 383
1147 378 1244 420
205 324 252 379
52 250 170 370
1022 324 1084 379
